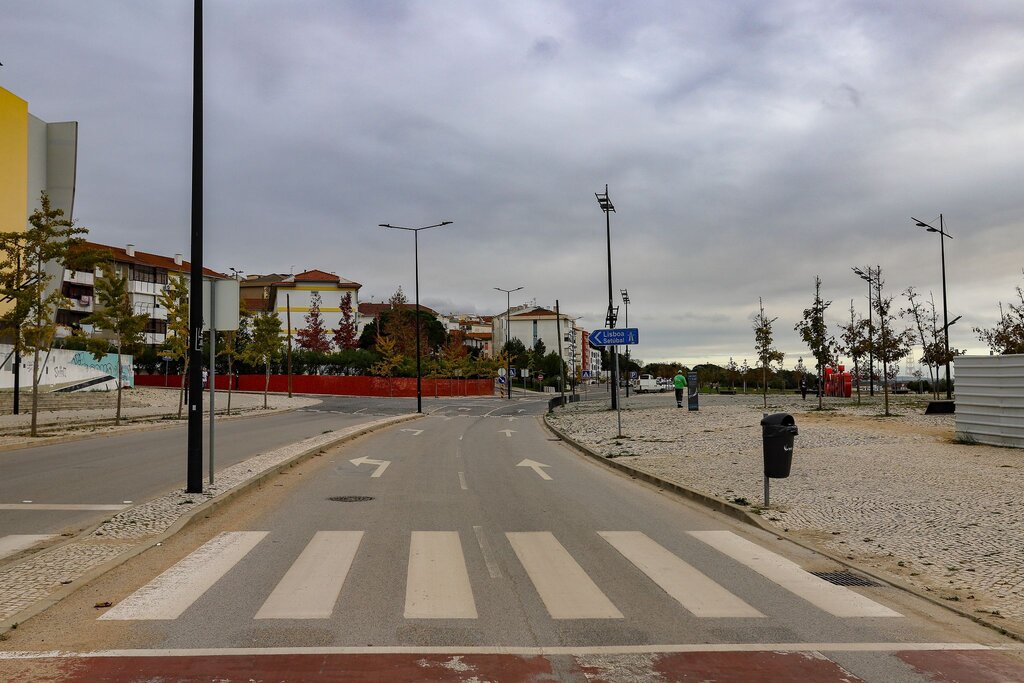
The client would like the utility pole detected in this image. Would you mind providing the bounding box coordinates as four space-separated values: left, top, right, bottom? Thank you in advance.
286 293 293 398
185 0 204 494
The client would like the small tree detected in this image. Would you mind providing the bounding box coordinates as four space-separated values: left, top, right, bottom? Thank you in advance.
240 312 284 408
159 274 191 418
0 192 90 435
752 298 784 408
794 276 836 409
836 300 871 404
296 291 332 353
871 268 914 416
725 357 738 389
371 334 403 397
333 291 358 350
82 263 149 425
740 359 750 393
973 271 1024 354
902 287 937 397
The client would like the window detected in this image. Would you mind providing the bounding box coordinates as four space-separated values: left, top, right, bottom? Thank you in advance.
131 265 168 284
144 318 167 335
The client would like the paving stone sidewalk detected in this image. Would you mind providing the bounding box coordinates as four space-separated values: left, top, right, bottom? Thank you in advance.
0 414 412 627
549 392 1024 635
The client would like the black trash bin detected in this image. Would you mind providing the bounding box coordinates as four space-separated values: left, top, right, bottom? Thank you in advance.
761 413 797 478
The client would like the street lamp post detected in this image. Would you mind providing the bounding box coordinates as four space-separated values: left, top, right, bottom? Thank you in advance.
912 215 954 399
494 286 523 400
380 221 453 413
620 288 630 397
595 185 618 410
852 266 876 396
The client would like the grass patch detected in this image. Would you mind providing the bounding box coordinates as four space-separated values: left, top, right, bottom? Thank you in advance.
731 497 750 506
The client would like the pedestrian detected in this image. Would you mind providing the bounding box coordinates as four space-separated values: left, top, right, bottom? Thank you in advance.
673 369 687 408
800 376 807 400
202 367 209 390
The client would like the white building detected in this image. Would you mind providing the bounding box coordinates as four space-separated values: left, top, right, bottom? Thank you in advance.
240 270 361 341
492 305 580 365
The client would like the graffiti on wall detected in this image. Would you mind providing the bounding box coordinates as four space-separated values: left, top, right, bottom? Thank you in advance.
71 351 134 386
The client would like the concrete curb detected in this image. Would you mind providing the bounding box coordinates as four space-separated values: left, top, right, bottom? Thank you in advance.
0 412 420 634
543 413 1024 643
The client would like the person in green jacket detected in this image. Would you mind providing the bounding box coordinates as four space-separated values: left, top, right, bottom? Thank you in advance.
673 370 687 408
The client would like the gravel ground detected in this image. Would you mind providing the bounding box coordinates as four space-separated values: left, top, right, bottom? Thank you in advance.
548 390 1024 634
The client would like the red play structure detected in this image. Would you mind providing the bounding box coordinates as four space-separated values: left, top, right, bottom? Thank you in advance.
822 365 853 398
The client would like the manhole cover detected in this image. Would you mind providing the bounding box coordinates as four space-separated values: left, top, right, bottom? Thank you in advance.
811 571 880 587
328 496 374 503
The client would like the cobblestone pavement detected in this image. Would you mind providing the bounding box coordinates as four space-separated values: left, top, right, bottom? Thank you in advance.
0 414 411 625
548 391 1024 634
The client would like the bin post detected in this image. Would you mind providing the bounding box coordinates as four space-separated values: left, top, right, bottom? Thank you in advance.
763 413 769 506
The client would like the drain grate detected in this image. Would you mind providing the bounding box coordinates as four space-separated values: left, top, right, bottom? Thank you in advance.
811 571 880 587
328 496 374 503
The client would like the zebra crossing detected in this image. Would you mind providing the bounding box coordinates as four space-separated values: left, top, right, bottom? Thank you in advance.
99 529 902 623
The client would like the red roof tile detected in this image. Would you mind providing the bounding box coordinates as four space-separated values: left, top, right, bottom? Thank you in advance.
82 241 227 278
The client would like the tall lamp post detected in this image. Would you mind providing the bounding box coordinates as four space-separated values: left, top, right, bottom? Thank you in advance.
595 185 618 410
911 215 954 399
851 266 876 396
494 286 523 399
620 288 630 397
380 221 452 413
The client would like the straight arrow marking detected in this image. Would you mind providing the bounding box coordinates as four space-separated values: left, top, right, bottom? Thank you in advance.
400 429 424 436
517 459 552 480
349 456 391 478
499 430 516 437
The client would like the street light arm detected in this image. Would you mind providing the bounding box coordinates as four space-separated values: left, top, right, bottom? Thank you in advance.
380 221 453 232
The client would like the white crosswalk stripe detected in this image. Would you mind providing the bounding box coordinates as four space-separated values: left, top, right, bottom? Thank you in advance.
0 534 56 560
507 531 622 619
100 531 267 620
599 531 763 618
405 531 478 619
96 528 903 624
255 531 363 619
689 530 902 618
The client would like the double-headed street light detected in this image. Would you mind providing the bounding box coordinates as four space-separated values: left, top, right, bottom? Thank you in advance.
494 286 523 400
379 221 453 414
595 184 618 410
911 214 954 399
851 266 876 396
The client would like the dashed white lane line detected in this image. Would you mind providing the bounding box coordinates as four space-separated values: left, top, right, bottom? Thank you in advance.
255 531 363 619
99 531 267 620
405 531 477 619
689 530 902 618
473 526 502 579
0 504 128 511
599 531 763 618
0 534 56 560
507 532 622 619
458 472 468 490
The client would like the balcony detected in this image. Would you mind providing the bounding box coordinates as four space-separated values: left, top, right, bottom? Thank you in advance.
129 280 162 296
63 269 94 286
65 296 94 313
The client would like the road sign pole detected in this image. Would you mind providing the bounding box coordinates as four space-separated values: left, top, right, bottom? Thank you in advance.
614 344 622 438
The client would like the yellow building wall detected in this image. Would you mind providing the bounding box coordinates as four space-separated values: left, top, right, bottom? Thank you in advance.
0 87 30 315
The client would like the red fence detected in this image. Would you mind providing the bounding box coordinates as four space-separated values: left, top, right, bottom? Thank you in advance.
135 374 495 397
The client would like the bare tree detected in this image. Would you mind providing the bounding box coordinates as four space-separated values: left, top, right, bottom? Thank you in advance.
794 276 836 409
871 269 914 416
752 298 784 409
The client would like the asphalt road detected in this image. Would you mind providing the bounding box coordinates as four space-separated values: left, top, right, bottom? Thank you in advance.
19 401 1021 681
0 393 547 544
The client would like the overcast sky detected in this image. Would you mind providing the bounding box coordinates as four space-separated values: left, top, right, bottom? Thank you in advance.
4 0 1023 367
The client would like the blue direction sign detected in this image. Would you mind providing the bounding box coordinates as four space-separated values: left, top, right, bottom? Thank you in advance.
589 328 639 346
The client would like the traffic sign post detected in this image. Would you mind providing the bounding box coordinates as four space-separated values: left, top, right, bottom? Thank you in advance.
588 328 639 346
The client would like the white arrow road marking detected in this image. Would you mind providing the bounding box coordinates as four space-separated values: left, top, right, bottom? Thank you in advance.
498 430 516 437
505 417 518 422
458 407 472 411
349 456 391 478
517 459 552 480
401 429 424 436
517 409 525 413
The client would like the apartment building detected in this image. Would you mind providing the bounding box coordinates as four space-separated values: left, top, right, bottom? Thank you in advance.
240 270 361 339
1 85 78 318
56 242 225 347
492 305 583 369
